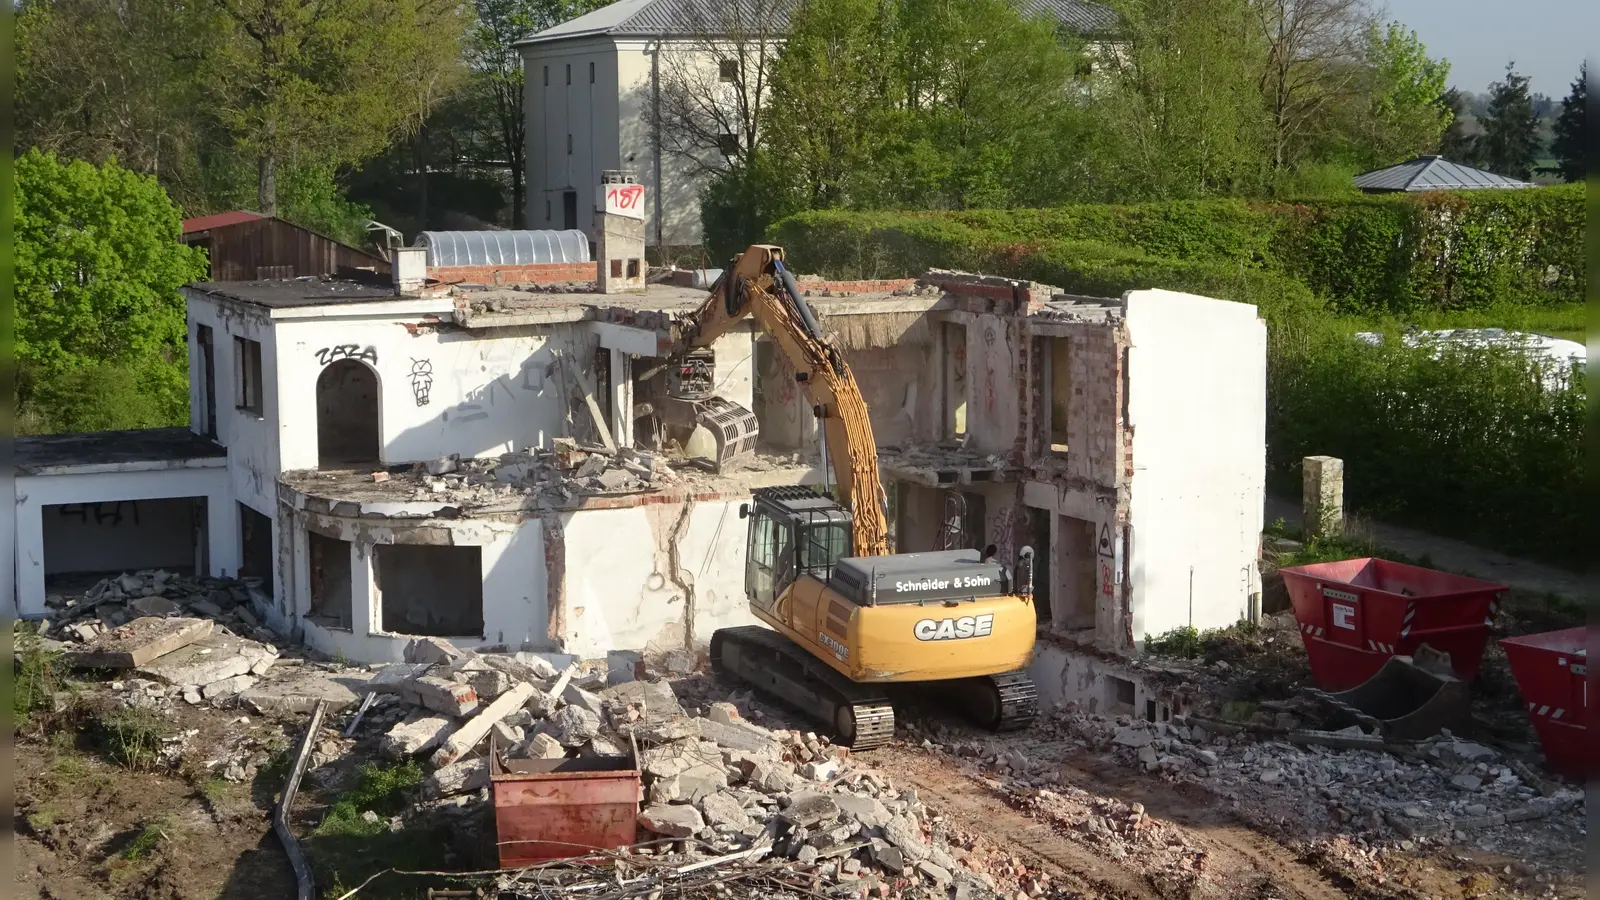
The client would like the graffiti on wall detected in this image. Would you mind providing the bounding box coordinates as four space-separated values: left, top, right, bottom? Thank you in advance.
443 355 549 426
315 344 378 366
988 506 1017 563
409 359 434 406
57 501 141 526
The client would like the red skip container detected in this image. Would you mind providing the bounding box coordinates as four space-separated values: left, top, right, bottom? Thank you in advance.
1279 557 1507 691
1499 627 1591 778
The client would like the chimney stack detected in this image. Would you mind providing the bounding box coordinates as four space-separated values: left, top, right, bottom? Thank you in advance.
596 170 646 294
392 247 427 295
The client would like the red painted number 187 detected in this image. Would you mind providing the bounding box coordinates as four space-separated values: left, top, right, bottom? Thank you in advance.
607 185 644 209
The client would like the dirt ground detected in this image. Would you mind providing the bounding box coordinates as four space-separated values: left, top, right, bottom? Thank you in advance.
14 644 1587 900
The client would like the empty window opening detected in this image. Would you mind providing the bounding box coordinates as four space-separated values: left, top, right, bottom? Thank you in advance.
42 498 205 594
562 191 578 229
1050 337 1071 452
307 531 354 631
316 360 380 467
1053 515 1096 628
234 336 263 415
626 258 641 279
197 325 217 437
944 323 968 439
719 59 738 82
1145 698 1159 723
239 503 274 594
1030 507 1052 623
375 544 484 636
1106 675 1136 716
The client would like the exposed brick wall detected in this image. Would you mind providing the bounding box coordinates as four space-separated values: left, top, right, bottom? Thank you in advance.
797 278 919 295
429 262 598 286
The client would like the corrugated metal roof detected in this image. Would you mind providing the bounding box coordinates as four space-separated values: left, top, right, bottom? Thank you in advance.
1353 156 1534 193
181 210 265 233
518 0 1114 43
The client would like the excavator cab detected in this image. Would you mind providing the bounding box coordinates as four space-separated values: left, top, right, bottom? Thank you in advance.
740 486 853 614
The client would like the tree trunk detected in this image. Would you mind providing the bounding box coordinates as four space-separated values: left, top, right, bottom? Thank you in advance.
258 152 277 216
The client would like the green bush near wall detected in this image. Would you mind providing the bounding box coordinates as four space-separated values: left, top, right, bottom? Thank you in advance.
769 187 1587 568
770 183 1585 313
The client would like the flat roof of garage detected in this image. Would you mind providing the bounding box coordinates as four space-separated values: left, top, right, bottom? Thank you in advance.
17 428 227 476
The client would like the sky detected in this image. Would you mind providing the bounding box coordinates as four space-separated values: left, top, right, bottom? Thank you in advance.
1378 0 1596 97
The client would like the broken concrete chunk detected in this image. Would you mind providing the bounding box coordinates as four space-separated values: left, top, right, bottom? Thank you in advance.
129 596 181 618
201 673 257 700
638 804 703 838
404 636 466 666
707 702 742 726
490 721 524 749
381 715 455 759
583 733 627 758
368 663 433 694
883 815 929 861
653 769 728 804
782 793 841 828
800 758 842 781
916 860 952 884
525 732 567 759
600 679 684 720
66 617 213 669
549 705 602 747
400 676 479 717
870 840 906 874
481 653 558 683
1112 727 1155 749
833 792 892 829
465 668 516 701
606 650 642 686
562 683 607 717
138 632 277 687
240 671 366 716
432 681 537 767
748 760 799 794
699 792 754 830
426 758 488 798
695 717 781 757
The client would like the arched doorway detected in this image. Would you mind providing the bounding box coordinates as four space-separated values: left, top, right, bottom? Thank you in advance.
317 360 380 467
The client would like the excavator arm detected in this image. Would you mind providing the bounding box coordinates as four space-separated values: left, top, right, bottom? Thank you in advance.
676 245 890 557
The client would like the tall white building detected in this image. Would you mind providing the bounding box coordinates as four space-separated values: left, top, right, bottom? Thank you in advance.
515 0 1118 251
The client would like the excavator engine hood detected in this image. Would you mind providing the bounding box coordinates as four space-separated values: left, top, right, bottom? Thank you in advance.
828 550 1009 605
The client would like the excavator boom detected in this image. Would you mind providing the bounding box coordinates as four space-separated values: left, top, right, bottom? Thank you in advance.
677 245 890 557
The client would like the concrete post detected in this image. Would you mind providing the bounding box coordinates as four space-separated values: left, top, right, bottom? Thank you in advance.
1302 455 1344 540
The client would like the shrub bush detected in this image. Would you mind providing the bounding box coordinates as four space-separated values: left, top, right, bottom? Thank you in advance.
769 184 1585 313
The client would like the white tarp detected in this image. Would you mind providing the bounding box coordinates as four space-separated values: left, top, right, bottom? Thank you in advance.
1353 328 1585 391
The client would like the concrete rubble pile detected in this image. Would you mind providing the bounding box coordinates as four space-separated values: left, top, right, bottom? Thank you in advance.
907 703 1584 891
329 639 1007 900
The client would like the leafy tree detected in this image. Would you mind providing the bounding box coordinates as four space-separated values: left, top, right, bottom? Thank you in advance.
1093 0 1271 198
1548 62 1587 182
1357 23 1451 166
14 150 206 431
1476 63 1542 179
1251 0 1375 171
467 0 608 229
203 0 469 215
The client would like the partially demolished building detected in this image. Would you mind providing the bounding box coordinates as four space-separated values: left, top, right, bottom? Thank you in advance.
14 227 1267 696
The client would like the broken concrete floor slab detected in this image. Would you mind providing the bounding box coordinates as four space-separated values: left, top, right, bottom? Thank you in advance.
239 669 369 716
65 617 213 669
136 632 277 688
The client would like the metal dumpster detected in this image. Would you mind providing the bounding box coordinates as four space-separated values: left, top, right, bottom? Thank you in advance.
489 734 642 866
1280 557 1507 691
1499 627 1590 778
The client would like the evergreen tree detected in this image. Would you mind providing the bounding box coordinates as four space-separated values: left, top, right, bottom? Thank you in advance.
1548 62 1587 182
1436 88 1479 162
1476 63 1541 179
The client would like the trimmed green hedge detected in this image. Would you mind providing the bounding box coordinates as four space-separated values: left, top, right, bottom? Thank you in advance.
769 193 1586 568
770 184 1584 312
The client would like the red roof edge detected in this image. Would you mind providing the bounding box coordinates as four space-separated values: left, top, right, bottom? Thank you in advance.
181 210 266 234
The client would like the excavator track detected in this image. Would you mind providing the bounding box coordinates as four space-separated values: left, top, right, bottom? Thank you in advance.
940 669 1040 733
710 626 896 751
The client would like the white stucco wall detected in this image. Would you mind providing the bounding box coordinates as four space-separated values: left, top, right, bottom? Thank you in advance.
556 497 760 659
15 465 239 617
1124 288 1266 642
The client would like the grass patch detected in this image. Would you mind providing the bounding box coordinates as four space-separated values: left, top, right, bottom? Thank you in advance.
91 706 171 771
304 761 463 899
1144 619 1262 661
122 817 175 861
1262 517 1427 569
314 761 423 838
13 623 68 726
25 803 62 832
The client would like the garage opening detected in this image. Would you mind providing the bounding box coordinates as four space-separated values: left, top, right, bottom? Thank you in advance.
374 544 483 637
239 503 274 593
317 360 380 467
308 531 354 631
43 498 205 592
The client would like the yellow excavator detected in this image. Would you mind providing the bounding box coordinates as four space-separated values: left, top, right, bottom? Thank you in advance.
673 245 1039 749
